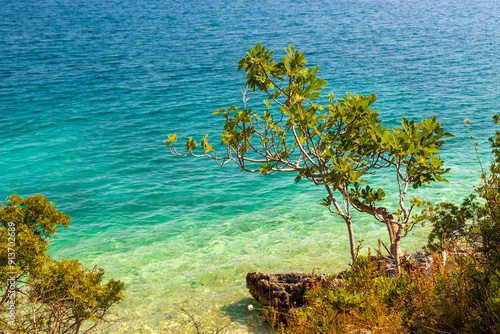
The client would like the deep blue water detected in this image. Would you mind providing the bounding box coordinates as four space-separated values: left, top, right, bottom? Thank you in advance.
1 0 499 332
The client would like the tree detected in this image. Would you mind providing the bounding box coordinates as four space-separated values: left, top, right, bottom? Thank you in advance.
165 44 452 269
0 194 124 333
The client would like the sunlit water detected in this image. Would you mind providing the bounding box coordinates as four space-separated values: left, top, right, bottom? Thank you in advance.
1 0 499 332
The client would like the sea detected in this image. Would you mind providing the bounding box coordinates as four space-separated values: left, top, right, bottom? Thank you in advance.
1 0 499 332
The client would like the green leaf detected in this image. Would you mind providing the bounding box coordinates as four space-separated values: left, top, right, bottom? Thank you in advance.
259 163 273 176
319 195 332 207
212 109 226 115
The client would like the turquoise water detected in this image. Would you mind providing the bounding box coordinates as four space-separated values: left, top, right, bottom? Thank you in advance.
1 0 499 332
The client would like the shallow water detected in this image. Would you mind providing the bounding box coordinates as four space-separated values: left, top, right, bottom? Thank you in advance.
1 0 499 332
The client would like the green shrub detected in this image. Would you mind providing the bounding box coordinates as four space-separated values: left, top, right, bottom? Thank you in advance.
0 194 124 333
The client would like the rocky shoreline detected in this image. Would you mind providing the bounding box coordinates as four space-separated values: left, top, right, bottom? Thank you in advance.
246 251 441 324
246 272 344 323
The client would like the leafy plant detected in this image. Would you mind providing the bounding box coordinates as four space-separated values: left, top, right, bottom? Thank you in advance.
422 194 482 252
166 44 452 269
0 194 124 333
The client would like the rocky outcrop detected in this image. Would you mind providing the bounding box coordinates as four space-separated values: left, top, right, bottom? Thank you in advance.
245 251 439 324
246 272 344 323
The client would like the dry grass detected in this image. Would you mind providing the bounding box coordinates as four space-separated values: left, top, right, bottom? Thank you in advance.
275 245 500 334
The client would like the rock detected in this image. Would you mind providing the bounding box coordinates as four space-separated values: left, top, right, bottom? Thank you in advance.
246 272 344 323
245 251 444 325
371 251 434 278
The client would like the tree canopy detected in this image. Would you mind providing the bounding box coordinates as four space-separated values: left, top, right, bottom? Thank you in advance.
166 44 452 267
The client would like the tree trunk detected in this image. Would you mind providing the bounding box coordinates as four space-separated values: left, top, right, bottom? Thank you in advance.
386 219 403 273
344 216 357 263
391 236 402 274
344 193 403 267
325 185 357 263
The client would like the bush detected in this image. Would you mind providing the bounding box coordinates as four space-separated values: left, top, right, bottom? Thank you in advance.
0 194 124 333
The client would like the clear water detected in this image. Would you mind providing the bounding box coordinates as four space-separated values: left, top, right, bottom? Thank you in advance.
1 0 499 332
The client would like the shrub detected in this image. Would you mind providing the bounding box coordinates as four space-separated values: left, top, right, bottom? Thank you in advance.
0 194 124 333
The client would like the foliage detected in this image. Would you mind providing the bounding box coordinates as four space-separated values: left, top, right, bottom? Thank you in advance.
281 249 404 334
166 43 452 265
421 194 482 252
478 114 500 269
0 194 124 333
282 114 500 334
418 114 500 330
282 248 499 334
